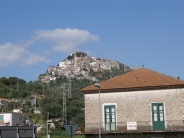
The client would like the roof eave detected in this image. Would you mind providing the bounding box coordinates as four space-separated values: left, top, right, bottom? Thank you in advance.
82 84 184 94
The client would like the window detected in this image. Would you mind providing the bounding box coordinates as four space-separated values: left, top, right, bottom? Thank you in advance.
104 105 116 131
0 115 3 120
0 115 4 122
151 103 165 130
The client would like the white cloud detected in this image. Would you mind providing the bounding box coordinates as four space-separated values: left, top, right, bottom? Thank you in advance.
0 28 99 68
0 41 49 68
33 28 99 53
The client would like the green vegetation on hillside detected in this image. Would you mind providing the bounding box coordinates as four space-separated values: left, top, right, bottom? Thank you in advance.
0 68 129 137
89 68 127 81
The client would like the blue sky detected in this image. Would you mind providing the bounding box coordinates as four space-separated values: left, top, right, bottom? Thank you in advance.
0 0 184 82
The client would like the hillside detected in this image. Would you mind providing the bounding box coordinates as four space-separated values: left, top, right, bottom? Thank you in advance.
0 52 134 137
38 51 134 82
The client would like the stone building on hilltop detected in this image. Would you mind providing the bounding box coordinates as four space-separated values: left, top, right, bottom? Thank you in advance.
45 52 132 82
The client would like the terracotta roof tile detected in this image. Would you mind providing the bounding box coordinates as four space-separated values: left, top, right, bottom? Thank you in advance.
0 98 16 103
82 68 184 93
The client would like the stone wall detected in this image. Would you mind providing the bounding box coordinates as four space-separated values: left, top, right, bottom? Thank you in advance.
85 132 184 138
84 88 184 132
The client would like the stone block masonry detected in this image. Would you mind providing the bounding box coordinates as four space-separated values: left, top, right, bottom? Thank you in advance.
85 132 184 138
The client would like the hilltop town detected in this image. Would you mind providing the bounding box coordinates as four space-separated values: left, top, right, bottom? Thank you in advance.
39 52 133 82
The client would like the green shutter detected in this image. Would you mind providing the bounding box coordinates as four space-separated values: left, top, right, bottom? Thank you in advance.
104 105 116 131
152 103 165 130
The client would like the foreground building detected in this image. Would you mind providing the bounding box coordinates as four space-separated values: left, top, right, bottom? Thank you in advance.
81 68 184 138
0 112 29 126
0 98 30 126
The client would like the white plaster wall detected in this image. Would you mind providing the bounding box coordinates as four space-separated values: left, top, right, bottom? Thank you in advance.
0 113 28 126
0 113 11 124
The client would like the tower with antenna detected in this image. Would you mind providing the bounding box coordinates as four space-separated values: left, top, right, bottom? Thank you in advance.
68 78 72 98
62 78 72 124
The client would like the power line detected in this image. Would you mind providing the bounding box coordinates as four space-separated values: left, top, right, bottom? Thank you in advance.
37 99 59 138
0 57 46 70
37 100 59 118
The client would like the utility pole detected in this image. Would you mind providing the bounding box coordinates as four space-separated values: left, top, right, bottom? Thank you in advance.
46 80 50 95
34 94 36 114
62 78 72 125
62 83 67 124
49 80 50 94
68 77 72 98
17 77 19 91
47 112 49 138
42 84 45 95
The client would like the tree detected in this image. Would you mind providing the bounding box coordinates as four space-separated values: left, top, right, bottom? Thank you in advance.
19 90 31 98
0 77 9 86
177 76 180 80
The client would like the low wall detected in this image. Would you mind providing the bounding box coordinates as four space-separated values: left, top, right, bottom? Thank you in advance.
86 132 184 138
0 126 37 138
